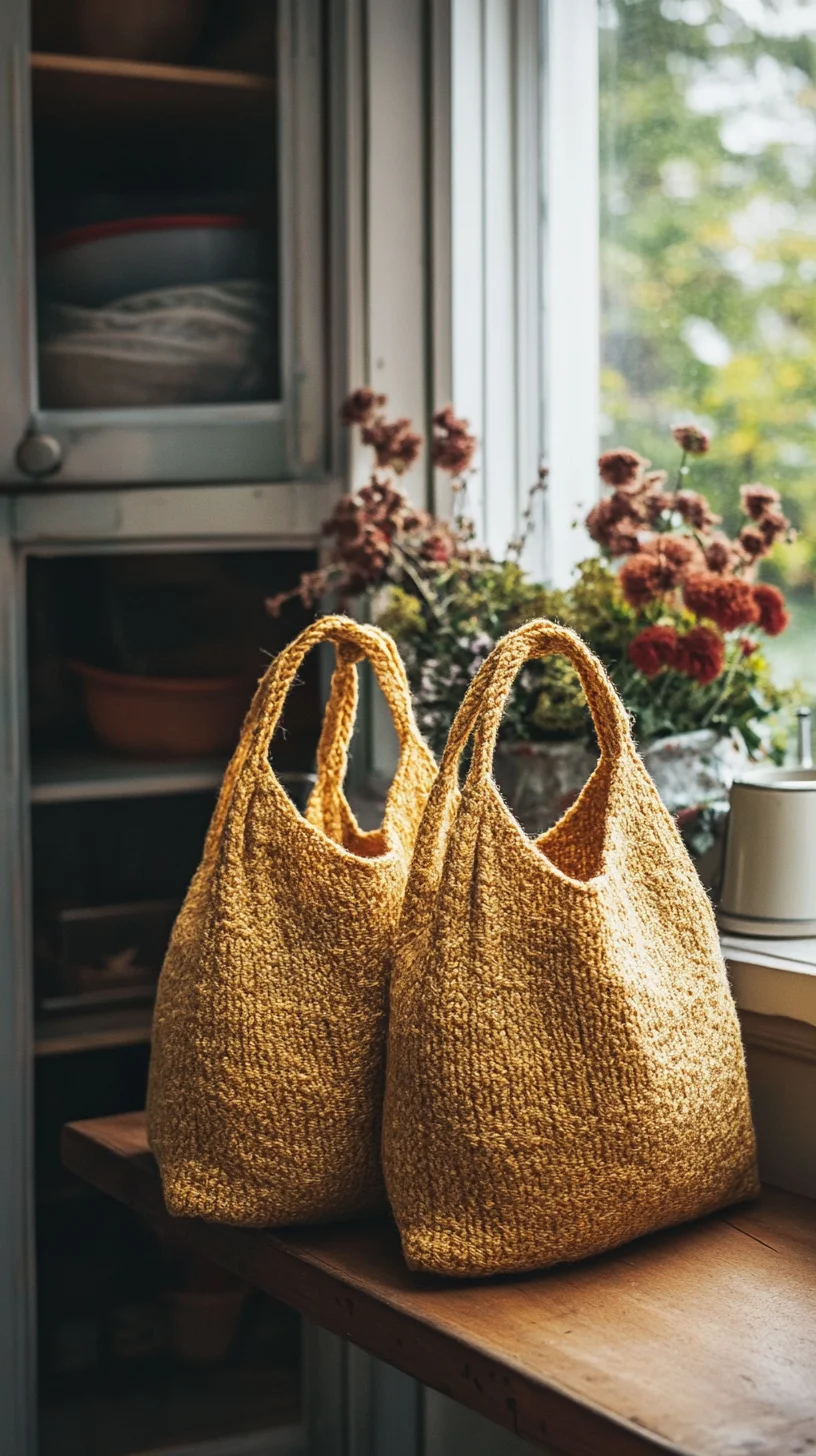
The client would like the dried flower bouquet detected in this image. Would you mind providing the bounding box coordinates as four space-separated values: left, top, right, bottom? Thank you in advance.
269 391 794 762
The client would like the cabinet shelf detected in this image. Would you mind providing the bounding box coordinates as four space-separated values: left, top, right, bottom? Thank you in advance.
31 52 274 127
34 1002 154 1058
30 752 226 805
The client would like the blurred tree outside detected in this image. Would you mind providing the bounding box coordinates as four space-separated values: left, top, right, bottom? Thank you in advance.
600 0 816 691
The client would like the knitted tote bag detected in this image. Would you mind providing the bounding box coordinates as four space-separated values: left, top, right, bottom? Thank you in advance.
147 615 437 1227
383 620 758 1277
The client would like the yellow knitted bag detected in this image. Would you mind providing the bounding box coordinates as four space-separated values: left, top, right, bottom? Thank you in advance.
147 615 437 1227
383 620 759 1277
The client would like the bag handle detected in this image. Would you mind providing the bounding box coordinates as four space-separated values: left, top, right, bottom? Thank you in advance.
438 620 633 792
200 617 419 865
245 615 415 777
306 648 362 842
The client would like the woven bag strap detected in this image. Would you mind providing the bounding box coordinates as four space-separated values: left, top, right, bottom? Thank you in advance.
197 681 266 869
245 614 420 794
306 649 361 842
439 619 634 789
199 617 418 864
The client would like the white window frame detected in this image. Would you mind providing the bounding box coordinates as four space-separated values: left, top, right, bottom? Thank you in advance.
442 0 816 1183
445 0 599 586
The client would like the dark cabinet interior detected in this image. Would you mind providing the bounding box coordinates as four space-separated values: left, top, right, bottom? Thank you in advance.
29 546 318 1454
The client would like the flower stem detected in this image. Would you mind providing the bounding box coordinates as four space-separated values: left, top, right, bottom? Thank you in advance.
390 543 445 625
700 641 742 729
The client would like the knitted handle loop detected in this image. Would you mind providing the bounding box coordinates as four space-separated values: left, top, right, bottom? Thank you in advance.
469 621 633 783
437 620 633 793
247 615 415 780
198 619 414 867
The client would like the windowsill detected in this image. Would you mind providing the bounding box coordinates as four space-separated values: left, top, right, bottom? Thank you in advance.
722 932 816 1032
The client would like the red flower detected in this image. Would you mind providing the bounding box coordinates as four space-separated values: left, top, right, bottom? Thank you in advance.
672 424 710 455
420 530 454 565
362 418 423 473
323 495 364 541
752 583 789 637
674 626 725 686
642 535 700 572
644 469 669 491
604 522 643 557
738 523 768 561
585 494 642 555
739 637 758 658
643 470 672 521
704 533 741 574
758 507 790 548
431 405 478 476
619 554 667 608
340 387 385 426
682 572 759 632
619 536 697 607
644 489 675 524
343 524 392 587
628 625 679 678
740 482 780 520
675 490 721 532
598 448 647 487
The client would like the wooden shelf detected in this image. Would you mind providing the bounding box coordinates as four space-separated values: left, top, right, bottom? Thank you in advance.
30 751 226 805
64 1112 816 1456
35 1002 153 1057
31 52 274 127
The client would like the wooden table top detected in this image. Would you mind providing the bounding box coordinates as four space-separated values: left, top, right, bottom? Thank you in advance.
62 1111 816 1456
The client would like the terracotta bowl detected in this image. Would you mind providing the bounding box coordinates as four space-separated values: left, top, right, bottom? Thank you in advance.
70 661 253 758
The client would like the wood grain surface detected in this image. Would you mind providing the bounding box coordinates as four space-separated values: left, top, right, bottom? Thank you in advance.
62 1111 816 1456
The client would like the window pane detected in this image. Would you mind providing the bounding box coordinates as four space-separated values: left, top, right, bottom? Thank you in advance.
600 0 816 694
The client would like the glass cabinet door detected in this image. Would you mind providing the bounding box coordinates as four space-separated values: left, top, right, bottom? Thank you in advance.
1 0 325 486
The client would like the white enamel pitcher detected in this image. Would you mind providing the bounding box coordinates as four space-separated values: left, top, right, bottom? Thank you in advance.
719 762 816 938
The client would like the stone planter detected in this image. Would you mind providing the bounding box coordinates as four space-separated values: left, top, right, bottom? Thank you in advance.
494 740 598 837
495 729 751 891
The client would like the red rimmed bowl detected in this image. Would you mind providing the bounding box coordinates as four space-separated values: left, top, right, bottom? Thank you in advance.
70 661 254 758
39 215 262 307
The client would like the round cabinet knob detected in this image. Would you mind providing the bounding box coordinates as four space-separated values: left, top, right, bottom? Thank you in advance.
16 431 63 479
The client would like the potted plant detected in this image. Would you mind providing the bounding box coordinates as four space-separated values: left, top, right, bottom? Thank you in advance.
269 391 796 880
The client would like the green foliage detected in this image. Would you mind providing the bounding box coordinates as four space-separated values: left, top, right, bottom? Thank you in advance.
600 0 816 586
378 553 790 757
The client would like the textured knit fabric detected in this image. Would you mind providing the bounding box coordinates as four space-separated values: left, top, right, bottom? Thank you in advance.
383 620 759 1278
147 616 437 1227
